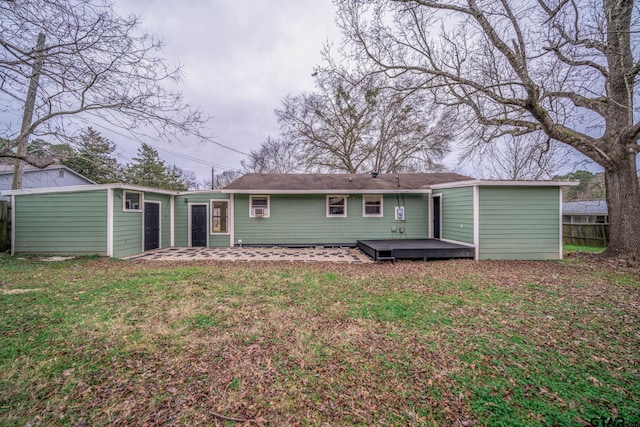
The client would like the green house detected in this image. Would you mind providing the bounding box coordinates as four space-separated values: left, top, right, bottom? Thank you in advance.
2 173 576 260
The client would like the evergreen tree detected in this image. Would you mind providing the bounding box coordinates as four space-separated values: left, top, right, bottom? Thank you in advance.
62 128 122 183
125 143 192 190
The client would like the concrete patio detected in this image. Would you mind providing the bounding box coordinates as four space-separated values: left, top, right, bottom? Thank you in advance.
124 246 372 263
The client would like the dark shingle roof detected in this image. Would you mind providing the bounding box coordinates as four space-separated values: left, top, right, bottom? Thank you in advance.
223 173 472 192
563 200 608 215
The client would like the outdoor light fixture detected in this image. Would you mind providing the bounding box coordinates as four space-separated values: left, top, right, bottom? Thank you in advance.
184 198 188 204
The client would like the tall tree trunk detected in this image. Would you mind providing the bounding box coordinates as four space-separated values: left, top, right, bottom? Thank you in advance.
604 154 640 258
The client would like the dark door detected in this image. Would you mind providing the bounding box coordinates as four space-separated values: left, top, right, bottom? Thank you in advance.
191 205 207 247
144 202 160 251
432 197 441 239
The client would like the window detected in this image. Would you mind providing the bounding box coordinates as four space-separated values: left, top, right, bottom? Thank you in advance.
327 195 347 217
249 195 270 217
363 195 383 217
211 200 229 233
124 191 142 211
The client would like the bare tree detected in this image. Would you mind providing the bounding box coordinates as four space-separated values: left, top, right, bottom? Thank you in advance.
462 135 574 180
241 136 306 173
0 0 210 187
276 70 452 173
213 170 243 189
338 0 640 258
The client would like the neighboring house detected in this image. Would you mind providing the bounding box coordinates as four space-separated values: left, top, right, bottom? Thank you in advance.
562 200 608 224
0 163 95 201
1 173 578 260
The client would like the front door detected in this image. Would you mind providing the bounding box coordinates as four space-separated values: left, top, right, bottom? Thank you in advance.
144 202 160 251
432 196 441 239
191 204 207 247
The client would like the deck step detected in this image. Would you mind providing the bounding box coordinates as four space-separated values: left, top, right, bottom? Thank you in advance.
376 256 396 262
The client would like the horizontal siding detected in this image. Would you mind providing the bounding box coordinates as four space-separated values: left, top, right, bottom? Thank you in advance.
112 189 142 258
435 187 474 244
479 186 560 260
174 192 230 247
14 190 107 255
234 194 429 245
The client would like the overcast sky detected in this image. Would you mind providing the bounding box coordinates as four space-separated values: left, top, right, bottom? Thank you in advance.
109 0 340 185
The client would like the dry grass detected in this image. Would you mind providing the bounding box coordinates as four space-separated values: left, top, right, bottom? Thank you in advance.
0 256 639 426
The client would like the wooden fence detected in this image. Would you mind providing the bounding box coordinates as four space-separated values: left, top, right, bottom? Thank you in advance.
0 201 10 252
563 223 609 247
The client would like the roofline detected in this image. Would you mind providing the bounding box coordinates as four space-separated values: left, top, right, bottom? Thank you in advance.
0 164 97 185
177 189 225 195
221 188 432 194
1 183 179 196
430 179 580 189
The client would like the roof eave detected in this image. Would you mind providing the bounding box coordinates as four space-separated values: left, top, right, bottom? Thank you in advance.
221 188 432 194
430 179 580 189
1 183 179 197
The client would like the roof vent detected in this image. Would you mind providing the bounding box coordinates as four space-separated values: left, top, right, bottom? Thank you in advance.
371 171 379 178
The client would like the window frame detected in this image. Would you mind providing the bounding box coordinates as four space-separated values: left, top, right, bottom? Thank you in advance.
211 199 230 234
326 195 347 218
123 190 143 212
249 195 270 218
362 195 383 217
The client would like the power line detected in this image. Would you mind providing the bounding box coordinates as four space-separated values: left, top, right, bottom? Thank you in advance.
80 117 241 172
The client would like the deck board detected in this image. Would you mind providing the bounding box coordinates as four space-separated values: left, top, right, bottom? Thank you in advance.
357 239 475 261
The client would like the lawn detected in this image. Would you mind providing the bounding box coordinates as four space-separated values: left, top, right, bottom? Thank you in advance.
1 256 638 426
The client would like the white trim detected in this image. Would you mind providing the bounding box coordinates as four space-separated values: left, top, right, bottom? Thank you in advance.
430 179 579 189
143 200 162 251
362 194 383 217
440 237 475 248
1 183 179 197
473 185 480 260
107 189 114 257
326 195 347 217
430 193 442 239
559 187 564 260
10 195 15 256
223 188 430 195
123 190 143 212
187 203 209 247
170 196 175 247
229 194 235 247
249 195 270 218
210 199 230 235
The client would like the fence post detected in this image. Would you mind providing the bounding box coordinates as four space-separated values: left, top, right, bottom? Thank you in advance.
0 201 9 252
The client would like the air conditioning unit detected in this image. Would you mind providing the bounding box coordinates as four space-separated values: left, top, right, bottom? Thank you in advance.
254 208 265 217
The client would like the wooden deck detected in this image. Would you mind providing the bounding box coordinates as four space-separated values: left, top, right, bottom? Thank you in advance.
357 239 475 262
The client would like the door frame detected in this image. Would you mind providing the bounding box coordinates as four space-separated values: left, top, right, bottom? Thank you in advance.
430 193 442 239
143 200 162 252
188 203 209 247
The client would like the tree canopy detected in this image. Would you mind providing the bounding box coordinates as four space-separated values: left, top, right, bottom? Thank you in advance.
0 0 210 183
276 70 452 173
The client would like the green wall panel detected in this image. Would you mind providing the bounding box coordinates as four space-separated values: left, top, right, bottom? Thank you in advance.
112 189 142 258
233 193 429 245
479 186 560 260
434 187 474 244
112 190 175 258
174 192 230 247
14 190 108 255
